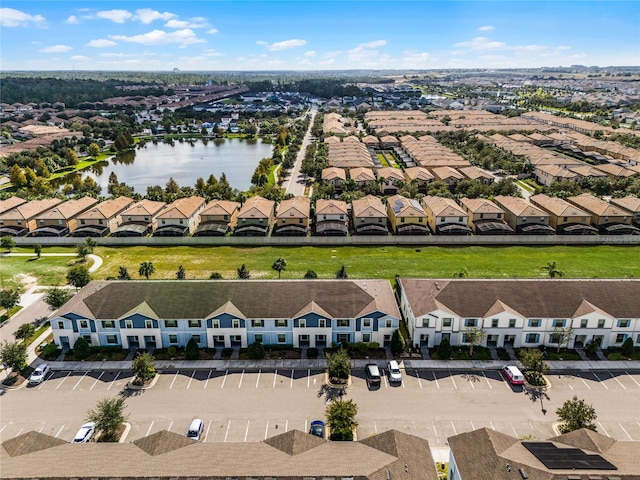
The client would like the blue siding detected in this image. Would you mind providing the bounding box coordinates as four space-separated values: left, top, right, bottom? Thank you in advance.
293 313 327 328
119 314 159 328
207 313 245 329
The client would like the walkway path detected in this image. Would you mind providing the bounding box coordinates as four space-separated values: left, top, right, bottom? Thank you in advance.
1 252 102 273
284 104 317 196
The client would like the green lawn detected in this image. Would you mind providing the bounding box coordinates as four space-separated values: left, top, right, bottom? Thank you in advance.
3 244 638 286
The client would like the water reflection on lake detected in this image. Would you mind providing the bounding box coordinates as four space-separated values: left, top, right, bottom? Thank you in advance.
86 138 273 194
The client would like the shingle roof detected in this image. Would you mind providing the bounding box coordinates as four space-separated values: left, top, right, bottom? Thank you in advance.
133 429 196 456
119 199 167 218
35 196 98 220
157 196 205 219
263 429 325 455
237 195 274 219
0 196 26 215
77 196 134 220
1 198 62 221
2 431 67 457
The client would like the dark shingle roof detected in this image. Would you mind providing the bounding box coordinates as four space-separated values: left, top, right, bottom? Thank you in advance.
263 429 325 455
133 429 196 456
2 431 67 457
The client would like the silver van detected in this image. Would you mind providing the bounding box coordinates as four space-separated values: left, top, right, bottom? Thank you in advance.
186 419 204 441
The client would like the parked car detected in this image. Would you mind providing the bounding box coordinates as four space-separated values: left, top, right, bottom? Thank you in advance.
365 363 381 388
72 422 96 443
309 420 325 438
502 365 524 385
186 419 204 441
387 360 402 384
28 363 50 385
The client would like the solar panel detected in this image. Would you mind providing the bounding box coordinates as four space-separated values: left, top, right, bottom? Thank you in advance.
392 199 404 214
522 442 617 471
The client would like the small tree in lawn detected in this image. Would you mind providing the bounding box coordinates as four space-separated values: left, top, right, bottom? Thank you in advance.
327 347 351 383
552 326 574 353
326 398 358 441
0 341 27 377
271 257 287 279
304 270 318 279
73 336 91 361
13 323 36 342
67 264 91 290
1 236 16 252
76 243 91 261
117 266 131 280
139 261 155 280
335 265 348 279
390 329 405 355
185 337 200 360
34 244 42 259
87 397 128 442
44 287 73 310
0 289 20 311
463 326 485 356
237 264 250 279
542 261 564 278
176 265 186 280
556 396 597 433
132 352 156 385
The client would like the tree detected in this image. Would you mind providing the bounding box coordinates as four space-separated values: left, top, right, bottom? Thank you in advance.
67 264 91 290
326 399 358 441
209 272 223 279
0 289 20 311
44 287 73 309
1 236 16 252
304 270 318 279
87 397 128 442
176 265 186 280
390 329 405 355
247 341 266 360
437 338 452 359
76 243 91 261
556 396 597 433
139 261 155 280
185 337 200 360
117 266 131 280
237 264 251 279
542 261 564 278
0 341 28 375
9 165 26 188
34 244 42 259
453 268 468 278
84 238 97 253
552 326 575 353
132 352 156 384
73 336 91 360
621 337 634 357
519 348 549 386
463 327 485 356
87 143 101 158
326 347 351 382
271 257 287 279
13 323 35 342
335 265 348 279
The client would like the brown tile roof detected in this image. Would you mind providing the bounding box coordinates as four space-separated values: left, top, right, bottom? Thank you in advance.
404 166 434 182
387 194 426 217
1 198 62 221
421 196 466 218
120 199 167 218
350 167 376 181
237 195 274 219
494 195 548 217
2 431 67 457
530 194 591 218
200 199 240 217
321 166 346 180
431 166 464 181
133 429 196 456
352 195 387 218
610 195 640 214
567 193 633 217
376 167 405 181
315 198 348 216
0 196 26 215
77 196 134 220
459 197 504 215
276 196 311 219
157 196 206 219
35 196 98 220
458 165 495 180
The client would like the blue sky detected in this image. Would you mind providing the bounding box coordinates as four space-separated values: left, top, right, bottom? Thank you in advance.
1 1 638 71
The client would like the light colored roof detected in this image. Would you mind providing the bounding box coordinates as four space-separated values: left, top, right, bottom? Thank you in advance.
404 166 434 182
567 193 633 217
200 200 240 217
431 166 464 181
459 197 504 215
350 167 376 181
157 196 205 220
494 195 548 217
458 166 495 180
35 196 98 221
387 194 426 217
376 167 405 181
237 195 274 219
120 199 167 218
77 196 134 220
0 196 26 215
421 196 466 217
276 196 311 219
315 198 348 216
0 198 63 221
321 166 346 181
530 194 591 218
609 195 640 213
352 195 387 218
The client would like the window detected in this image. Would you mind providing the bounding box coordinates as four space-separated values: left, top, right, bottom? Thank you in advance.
188 320 201 328
80 219 85 225
145 320 153 329
106 335 118 344
275 319 288 328
319 319 326 328
362 333 371 343
102 320 115 329
212 320 220 329
337 319 350 328
251 320 264 328
597 319 605 329
491 319 499 328
465 319 477 327
553 319 565 328
79 320 88 329
57 321 65 329
169 335 178 344
580 319 588 328
528 319 541 328
509 319 516 328
165 320 177 328
526 333 539 343
618 319 630 328
637 334 640 344
254 334 263 343
616 334 626 344
299 319 306 328
363 318 372 328
192 334 201 344
443 318 452 328
125 320 133 329
442 332 451 342
232 319 240 328
277 334 286 343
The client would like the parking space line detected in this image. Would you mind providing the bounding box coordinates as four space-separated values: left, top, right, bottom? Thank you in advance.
598 422 609 437
450 421 457 435
220 370 228 389
107 372 121 390
145 421 154 437
285 419 288 432
498 371 511 390
470 420 475 431
383 373 389 389
374 422 378 433
618 423 633 440
244 421 250 442
89 371 104 390
0 425 6 435
55 371 71 390
204 420 212 442
490 421 495 430
167 421 173 432
415 370 422 389
609 372 626 390
72 372 88 390
290 370 294 388
256 369 261 389
273 370 278 388
38 425 44 433
14 428 24 438
264 421 269 439
204 370 212 389
307 369 310 388
511 423 518 437
468 375 475 389
55 425 65 438
579 377 592 390
38 371 56 389
592 372 608 389
169 371 180 390
432 422 439 444
186 370 196 389
224 421 231 442
432 371 440 389
238 370 245 388
304 419 308 433
482 372 493 389
449 373 457 389
626 371 640 387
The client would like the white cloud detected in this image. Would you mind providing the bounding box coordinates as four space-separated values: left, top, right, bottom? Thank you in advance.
96 9 133 23
66 15 78 24
0 7 46 27
110 29 205 47
357 40 387 48
454 37 507 51
347 40 390 68
41 44 72 53
478 25 494 31
304 50 316 57
206 28 218 34
71 55 91 61
87 39 117 48
134 8 175 24
165 18 208 29
401 50 430 68
259 39 307 51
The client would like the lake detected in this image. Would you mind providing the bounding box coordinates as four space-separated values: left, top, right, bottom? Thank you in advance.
87 138 273 194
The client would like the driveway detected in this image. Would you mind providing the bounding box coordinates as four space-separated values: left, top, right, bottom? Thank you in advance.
284 104 317 197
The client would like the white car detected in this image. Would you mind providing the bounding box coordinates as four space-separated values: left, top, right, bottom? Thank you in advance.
28 364 50 385
387 360 402 384
72 422 96 443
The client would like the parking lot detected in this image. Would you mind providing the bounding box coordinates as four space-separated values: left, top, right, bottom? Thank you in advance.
1 366 639 447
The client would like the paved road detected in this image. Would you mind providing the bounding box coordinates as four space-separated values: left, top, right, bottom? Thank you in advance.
284 104 317 196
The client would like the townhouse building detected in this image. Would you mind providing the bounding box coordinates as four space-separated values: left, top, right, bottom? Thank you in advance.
351 195 389 235
567 193 639 235
376 167 405 195
530 193 597 235
51 279 400 351
386 194 429 235
398 278 640 350
421 196 471 235
70 196 134 237
154 196 206 236
320 166 346 190
494 195 555 235
112 199 167 237
28 197 99 237
194 199 240 236
234 195 275 236
273 196 311 236
314 198 349 236
0 198 62 236
458 197 512 235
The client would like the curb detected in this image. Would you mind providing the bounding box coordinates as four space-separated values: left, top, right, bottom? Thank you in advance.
126 373 160 390
119 422 131 443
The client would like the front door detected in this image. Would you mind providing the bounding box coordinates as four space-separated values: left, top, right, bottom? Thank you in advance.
213 335 225 348
299 335 310 347
60 336 70 352
127 336 139 349
420 334 429 346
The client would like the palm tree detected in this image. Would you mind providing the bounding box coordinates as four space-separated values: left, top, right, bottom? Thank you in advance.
271 257 287 279
453 268 468 278
542 261 564 278
237 264 250 279
139 261 155 280
117 266 131 280
176 265 186 280
335 265 348 279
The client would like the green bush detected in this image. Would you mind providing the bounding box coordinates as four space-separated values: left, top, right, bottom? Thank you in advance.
524 370 547 387
437 338 452 359
327 347 351 381
221 348 233 359
167 346 177 357
621 337 634 357
307 347 318 358
41 343 61 360
185 338 200 360
247 341 266 360
391 329 405 356
73 337 91 361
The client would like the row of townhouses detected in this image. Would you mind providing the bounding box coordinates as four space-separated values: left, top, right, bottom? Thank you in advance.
51 278 640 352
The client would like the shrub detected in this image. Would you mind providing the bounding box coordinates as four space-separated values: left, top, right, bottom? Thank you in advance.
327 347 351 381
247 341 266 360
221 348 233 359
167 346 177 357
185 338 200 360
437 338 452 359
621 337 634 357
391 329 405 356
524 370 547 387
307 347 318 359
73 337 91 361
41 343 61 360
